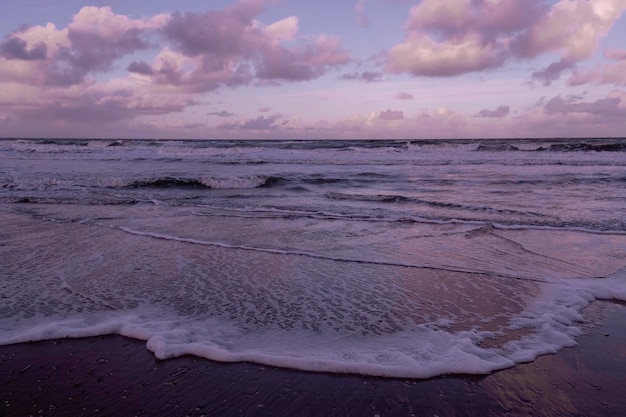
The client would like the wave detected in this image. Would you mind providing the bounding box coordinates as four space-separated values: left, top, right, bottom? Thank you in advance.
1 175 290 193
123 176 274 189
325 191 540 216
105 174 385 190
471 139 626 153
535 142 626 152
4 138 624 155
191 205 626 235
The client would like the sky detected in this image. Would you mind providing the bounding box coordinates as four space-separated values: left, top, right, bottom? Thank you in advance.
1 0 626 139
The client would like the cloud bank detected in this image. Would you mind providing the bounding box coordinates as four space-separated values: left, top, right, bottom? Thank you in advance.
0 0 625 139
388 0 626 83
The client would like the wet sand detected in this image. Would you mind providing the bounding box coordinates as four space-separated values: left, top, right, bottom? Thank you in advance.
1 301 625 417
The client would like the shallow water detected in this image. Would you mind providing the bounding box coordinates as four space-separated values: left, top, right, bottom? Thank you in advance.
1 138 625 378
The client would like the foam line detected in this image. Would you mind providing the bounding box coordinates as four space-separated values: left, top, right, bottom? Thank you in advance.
115 226 549 283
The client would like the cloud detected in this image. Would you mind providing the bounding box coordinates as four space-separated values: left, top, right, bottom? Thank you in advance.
511 0 625 61
338 71 383 82
209 110 235 117
0 37 47 60
54 7 168 85
544 94 625 117
390 34 505 76
160 2 349 88
2 70 195 137
265 16 299 42
354 0 370 27
394 92 414 100
0 1 351 131
13 88 187 125
0 6 166 86
378 109 404 120
604 48 626 60
219 113 286 130
255 35 349 81
477 105 510 118
182 123 206 130
127 61 154 75
1 1 348 91
389 0 626 79
531 59 574 86
258 107 272 112
568 48 626 86
163 3 262 58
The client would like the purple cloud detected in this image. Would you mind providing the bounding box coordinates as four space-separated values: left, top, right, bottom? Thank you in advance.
378 109 404 120
338 71 383 83
394 92 414 100
14 90 187 124
544 95 624 116
477 106 510 118
161 2 349 89
209 110 235 117
531 59 574 86
256 37 349 81
128 61 154 75
163 1 263 58
0 37 47 60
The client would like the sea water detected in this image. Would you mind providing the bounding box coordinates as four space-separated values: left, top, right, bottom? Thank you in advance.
1 138 625 378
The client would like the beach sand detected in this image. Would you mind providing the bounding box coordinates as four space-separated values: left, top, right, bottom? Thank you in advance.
1 301 625 417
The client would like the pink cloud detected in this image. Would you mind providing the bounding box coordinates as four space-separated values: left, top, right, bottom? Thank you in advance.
0 6 164 86
354 0 370 27
0 1 350 131
388 0 543 76
568 48 626 86
389 0 626 79
604 48 626 60
389 34 505 76
1 1 348 91
511 0 624 61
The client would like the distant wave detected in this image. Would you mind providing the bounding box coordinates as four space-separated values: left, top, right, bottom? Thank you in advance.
473 140 626 153
105 175 282 190
535 142 626 152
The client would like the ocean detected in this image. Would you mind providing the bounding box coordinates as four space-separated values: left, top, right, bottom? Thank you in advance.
1 137 625 379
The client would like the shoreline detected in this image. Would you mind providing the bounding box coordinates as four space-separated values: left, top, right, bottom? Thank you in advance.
1 301 625 417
